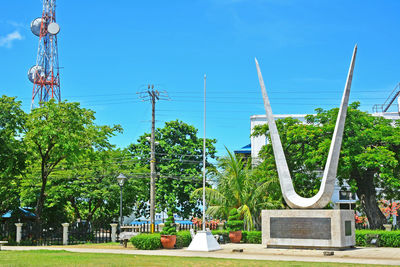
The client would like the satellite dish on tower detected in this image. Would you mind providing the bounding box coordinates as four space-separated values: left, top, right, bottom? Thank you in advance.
47 22 60 35
30 18 43 37
27 65 45 83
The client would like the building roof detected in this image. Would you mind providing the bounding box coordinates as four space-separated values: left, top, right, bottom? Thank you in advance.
234 143 251 154
2 207 36 219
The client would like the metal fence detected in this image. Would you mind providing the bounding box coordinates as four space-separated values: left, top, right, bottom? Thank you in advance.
124 222 216 232
0 222 111 245
123 222 159 233
0 221 15 242
69 224 111 244
22 222 63 246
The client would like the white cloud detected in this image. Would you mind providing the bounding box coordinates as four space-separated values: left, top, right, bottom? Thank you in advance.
0 31 23 48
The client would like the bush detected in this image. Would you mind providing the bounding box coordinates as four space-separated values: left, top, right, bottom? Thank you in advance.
211 230 261 243
356 230 400 247
225 208 243 232
175 231 192 248
211 230 229 242
131 233 161 250
242 231 261 244
160 211 177 236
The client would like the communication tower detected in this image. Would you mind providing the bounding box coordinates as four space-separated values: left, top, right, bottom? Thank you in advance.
28 0 61 109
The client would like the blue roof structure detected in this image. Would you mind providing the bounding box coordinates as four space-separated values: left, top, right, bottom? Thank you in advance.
2 207 36 219
234 143 251 154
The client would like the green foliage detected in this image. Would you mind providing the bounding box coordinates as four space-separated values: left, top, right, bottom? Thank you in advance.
253 102 400 229
160 211 177 235
128 120 217 218
48 149 150 226
356 230 400 247
0 96 27 214
211 230 229 242
192 147 281 230
226 208 243 232
175 231 192 248
242 231 262 244
130 233 161 250
22 99 122 224
211 230 261 243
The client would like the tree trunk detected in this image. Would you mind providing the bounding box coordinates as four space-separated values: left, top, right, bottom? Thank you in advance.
356 173 386 229
34 173 47 238
35 177 47 224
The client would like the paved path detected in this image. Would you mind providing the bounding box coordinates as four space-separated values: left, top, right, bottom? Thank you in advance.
3 244 400 266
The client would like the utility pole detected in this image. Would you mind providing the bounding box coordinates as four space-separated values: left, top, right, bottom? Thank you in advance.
138 85 169 233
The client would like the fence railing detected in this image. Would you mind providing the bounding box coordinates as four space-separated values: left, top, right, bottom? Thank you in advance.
23 222 63 246
0 222 111 246
69 224 111 245
0 222 15 241
123 221 219 233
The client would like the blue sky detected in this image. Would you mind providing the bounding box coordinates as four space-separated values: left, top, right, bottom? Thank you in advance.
1 0 399 158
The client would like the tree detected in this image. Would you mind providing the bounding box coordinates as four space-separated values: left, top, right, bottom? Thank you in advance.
128 120 217 219
23 100 121 226
253 102 400 229
58 149 149 226
0 96 26 214
192 148 282 230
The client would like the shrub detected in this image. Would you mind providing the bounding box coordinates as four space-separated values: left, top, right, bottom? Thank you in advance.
160 211 177 236
175 231 192 248
225 208 243 232
131 233 161 250
211 230 229 242
242 231 261 244
356 230 400 247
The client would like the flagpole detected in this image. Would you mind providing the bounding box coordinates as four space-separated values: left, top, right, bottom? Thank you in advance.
202 74 206 232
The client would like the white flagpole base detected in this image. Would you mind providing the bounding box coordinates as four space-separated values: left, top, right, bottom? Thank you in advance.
187 230 222 251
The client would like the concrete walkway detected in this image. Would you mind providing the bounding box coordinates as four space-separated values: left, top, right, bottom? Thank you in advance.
3 244 400 266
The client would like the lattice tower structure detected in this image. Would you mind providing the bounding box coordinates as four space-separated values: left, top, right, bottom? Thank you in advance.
28 0 61 110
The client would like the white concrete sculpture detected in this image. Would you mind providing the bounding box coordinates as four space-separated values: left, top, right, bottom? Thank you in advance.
255 45 357 209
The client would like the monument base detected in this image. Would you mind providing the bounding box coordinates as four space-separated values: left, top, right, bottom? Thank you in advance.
187 231 221 252
262 209 355 250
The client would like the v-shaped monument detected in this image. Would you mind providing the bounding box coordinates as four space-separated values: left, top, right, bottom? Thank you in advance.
256 45 357 249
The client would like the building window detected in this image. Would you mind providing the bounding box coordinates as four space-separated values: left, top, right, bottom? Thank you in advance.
339 191 356 200
339 203 356 210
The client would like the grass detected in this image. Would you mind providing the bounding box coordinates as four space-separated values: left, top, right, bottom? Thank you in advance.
0 250 391 267
53 242 135 249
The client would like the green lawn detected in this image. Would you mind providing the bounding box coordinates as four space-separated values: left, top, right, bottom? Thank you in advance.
0 250 390 267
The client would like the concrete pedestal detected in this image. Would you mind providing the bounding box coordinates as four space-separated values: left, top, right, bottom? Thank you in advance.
187 231 221 252
262 209 355 249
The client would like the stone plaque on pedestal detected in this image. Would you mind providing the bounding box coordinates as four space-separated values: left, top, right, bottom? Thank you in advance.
262 209 355 249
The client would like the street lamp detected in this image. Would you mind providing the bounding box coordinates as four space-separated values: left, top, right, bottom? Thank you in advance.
117 173 127 229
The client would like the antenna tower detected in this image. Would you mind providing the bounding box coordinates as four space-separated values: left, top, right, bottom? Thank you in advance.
28 0 61 110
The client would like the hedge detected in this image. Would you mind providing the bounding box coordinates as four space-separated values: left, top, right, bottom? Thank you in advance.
242 231 262 244
211 230 262 244
176 231 192 248
130 231 193 250
356 230 400 247
130 230 400 248
211 230 229 242
131 233 161 250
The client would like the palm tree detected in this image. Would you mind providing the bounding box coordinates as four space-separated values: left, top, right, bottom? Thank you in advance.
192 147 282 230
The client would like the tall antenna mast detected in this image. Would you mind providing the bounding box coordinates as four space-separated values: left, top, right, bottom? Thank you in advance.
28 0 61 110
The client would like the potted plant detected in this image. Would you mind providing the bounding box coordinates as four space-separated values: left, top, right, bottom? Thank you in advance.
226 208 243 243
160 211 177 248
